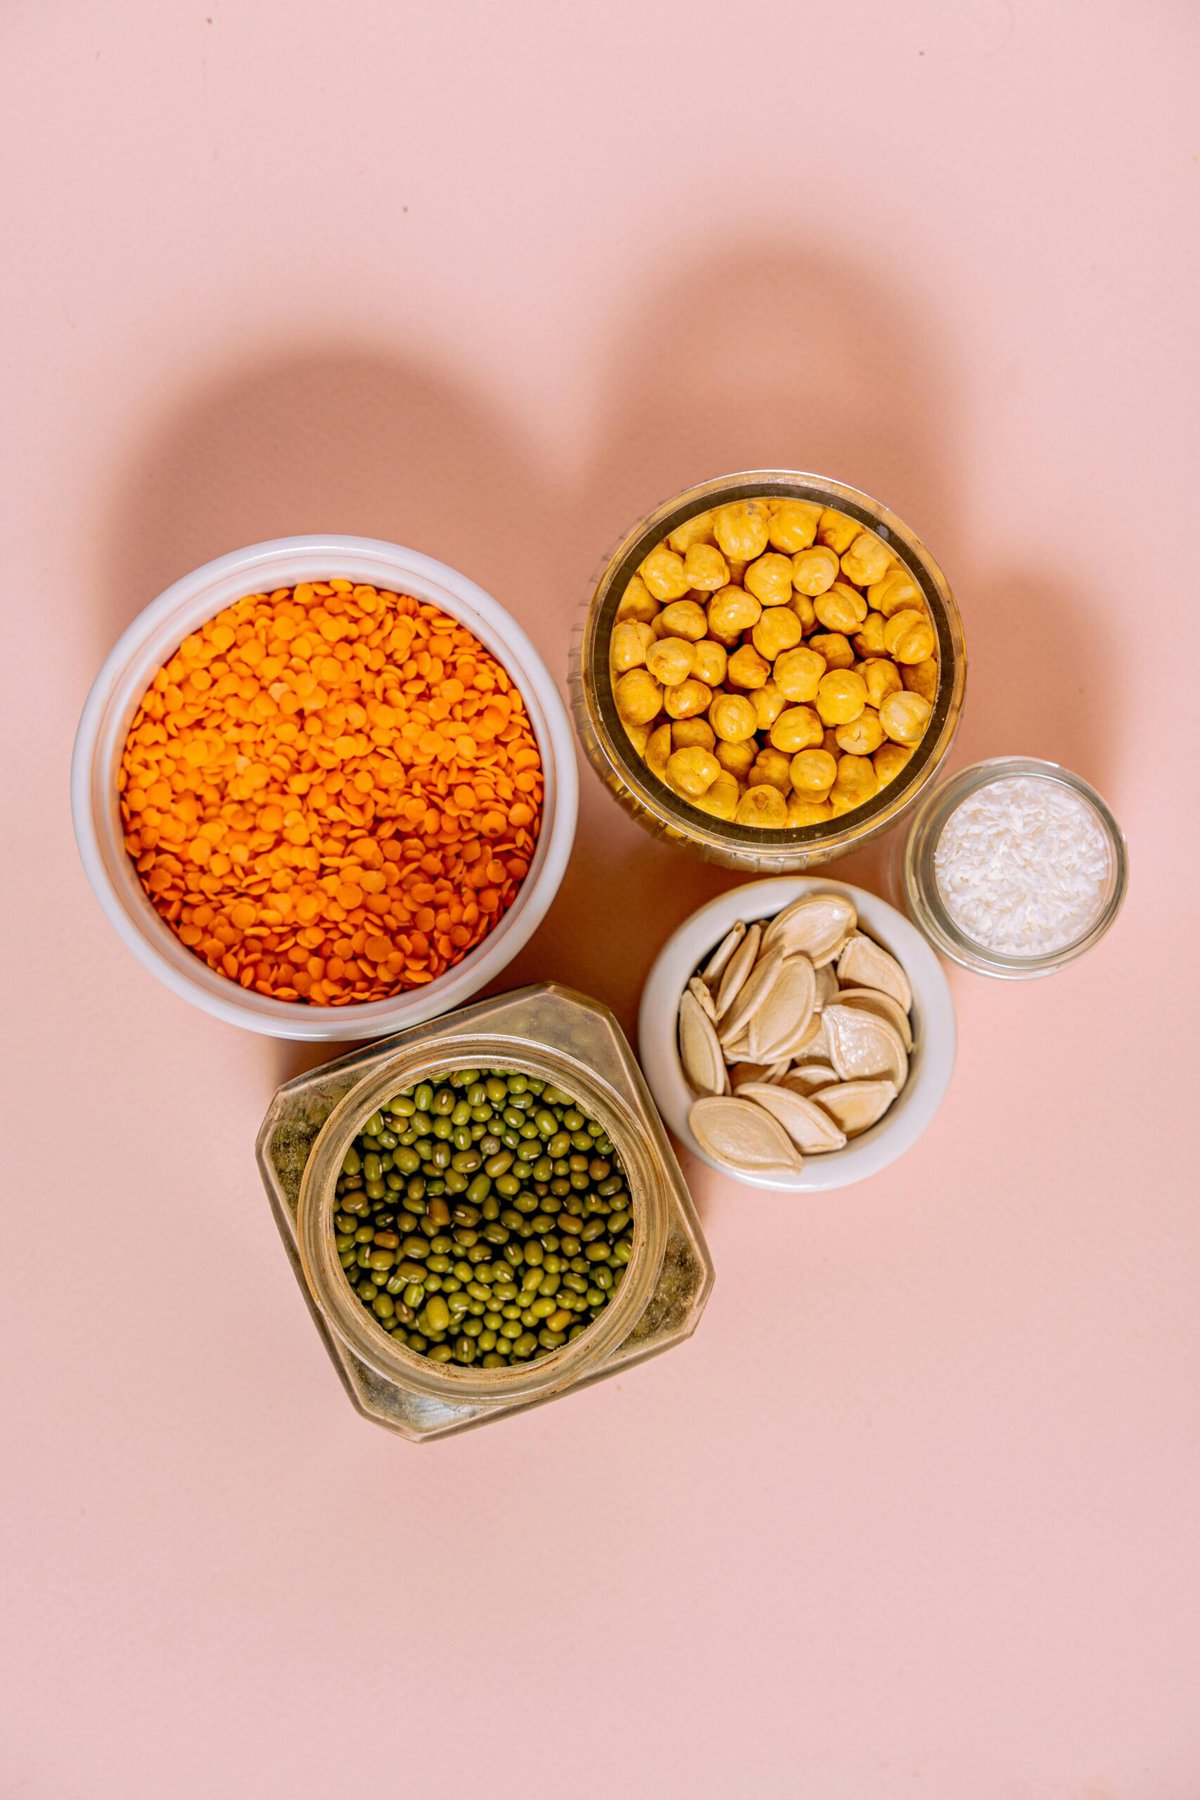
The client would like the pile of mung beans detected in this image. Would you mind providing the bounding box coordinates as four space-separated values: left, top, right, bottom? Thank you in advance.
333 1068 634 1367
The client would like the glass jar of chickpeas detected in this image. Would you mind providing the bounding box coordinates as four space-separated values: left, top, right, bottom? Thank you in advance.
256 983 713 1440
573 473 967 870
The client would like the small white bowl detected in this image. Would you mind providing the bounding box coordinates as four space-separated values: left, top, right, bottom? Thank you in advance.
71 535 578 1040
638 875 956 1190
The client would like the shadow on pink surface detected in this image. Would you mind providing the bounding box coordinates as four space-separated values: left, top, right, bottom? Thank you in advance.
98 243 1117 1093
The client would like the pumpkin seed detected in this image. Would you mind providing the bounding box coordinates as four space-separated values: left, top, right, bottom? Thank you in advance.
761 893 856 965
736 1083 848 1153
687 975 719 1023
689 1095 803 1176
836 932 912 1010
835 986 913 1052
715 921 763 1018
702 919 747 988
678 991 728 1097
719 941 786 1046
680 893 918 1177
813 1079 897 1136
779 1064 839 1095
747 954 817 1064
824 1004 908 1085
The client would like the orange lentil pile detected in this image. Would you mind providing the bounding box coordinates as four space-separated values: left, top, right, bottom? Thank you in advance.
119 581 543 1004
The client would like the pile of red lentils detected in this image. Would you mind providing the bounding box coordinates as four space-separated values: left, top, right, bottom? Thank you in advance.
119 580 543 1004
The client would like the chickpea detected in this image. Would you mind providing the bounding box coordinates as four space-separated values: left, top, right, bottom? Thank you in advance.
789 747 838 796
646 636 696 687
839 529 891 587
736 784 788 828
821 727 841 755
748 746 793 793
715 738 756 778
617 577 659 626
816 508 858 554
692 771 741 821
672 717 716 751
878 689 932 745
614 668 663 726
709 692 758 744
712 499 771 562
773 644 826 703
830 754 878 813
852 611 888 658
769 705 824 754
791 545 840 596
657 598 709 642
867 567 921 617
903 657 938 703
640 547 690 601
751 681 787 731
883 608 935 664
707 584 761 639
792 592 817 631
684 542 729 591
645 722 673 779
874 742 912 785
815 668 868 726
726 643 771 690
814 581 868 634
622 720 650 755
610 619 654 672
665 746 720 798
744 552 795 608
666 510 715 554
835 707 885 756
751 606 803 661
664 677 713 719
859 656 903 710
768 499 822 553
809 632 855 672
691 639 728 688
788 795 834 826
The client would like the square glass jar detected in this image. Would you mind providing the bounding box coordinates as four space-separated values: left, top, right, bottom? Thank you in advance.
256 983 714 1440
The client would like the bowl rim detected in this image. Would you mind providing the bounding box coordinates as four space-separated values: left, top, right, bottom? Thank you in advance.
637 874 956 1190
70 534 578 1040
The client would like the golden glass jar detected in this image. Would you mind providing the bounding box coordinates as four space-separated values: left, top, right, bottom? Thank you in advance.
256 983 713 1441
573 471 967 871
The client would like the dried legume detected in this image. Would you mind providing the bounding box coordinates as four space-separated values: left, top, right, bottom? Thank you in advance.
612 503 938 826
119 583 543 1003
334 1069 634 1366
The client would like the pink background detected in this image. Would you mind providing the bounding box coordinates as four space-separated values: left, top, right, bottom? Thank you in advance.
3 3 1198 1796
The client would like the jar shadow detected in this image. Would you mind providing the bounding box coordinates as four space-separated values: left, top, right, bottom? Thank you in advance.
100 244 1107 1129
512 244 965 1049
944 566 1122 795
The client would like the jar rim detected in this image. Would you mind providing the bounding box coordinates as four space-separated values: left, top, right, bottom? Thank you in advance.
900 756 1129 976
296 1034 670 1403
576 470 966 864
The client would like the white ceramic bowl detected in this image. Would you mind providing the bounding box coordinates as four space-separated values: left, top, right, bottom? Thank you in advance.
638 876 955 1190
72 535 578 1040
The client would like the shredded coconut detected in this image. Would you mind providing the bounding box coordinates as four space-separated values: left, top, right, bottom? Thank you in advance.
933 775 1112 956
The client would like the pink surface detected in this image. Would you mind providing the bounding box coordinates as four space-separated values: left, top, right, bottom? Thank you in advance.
3 3 1198 1795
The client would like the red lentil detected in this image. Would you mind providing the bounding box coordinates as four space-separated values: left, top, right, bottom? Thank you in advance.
119 582 543 1004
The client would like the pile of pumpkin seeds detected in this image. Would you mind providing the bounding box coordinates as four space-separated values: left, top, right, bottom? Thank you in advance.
679 893 915 1178
333 1069 633 1367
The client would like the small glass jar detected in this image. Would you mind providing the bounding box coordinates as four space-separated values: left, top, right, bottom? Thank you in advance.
899 757 1128 977
256 983 713 1440
572 471 967 871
